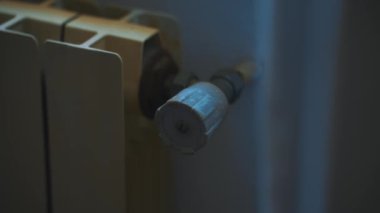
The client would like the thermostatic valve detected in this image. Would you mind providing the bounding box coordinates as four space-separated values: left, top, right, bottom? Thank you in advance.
155 82 229 153
154 61 255 154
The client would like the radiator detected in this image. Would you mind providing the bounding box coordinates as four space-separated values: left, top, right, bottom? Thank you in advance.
0 1 175 212
0 1 254 212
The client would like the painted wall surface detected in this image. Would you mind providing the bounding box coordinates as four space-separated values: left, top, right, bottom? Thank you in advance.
328 1 380 213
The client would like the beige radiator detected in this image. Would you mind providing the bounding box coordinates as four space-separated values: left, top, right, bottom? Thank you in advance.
0 1 178 212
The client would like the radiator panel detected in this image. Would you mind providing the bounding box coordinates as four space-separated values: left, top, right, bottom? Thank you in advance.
0 30 47 213
43 41 126 213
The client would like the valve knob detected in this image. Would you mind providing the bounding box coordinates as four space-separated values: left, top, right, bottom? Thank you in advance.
154 61 255 153
155 82 228 153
